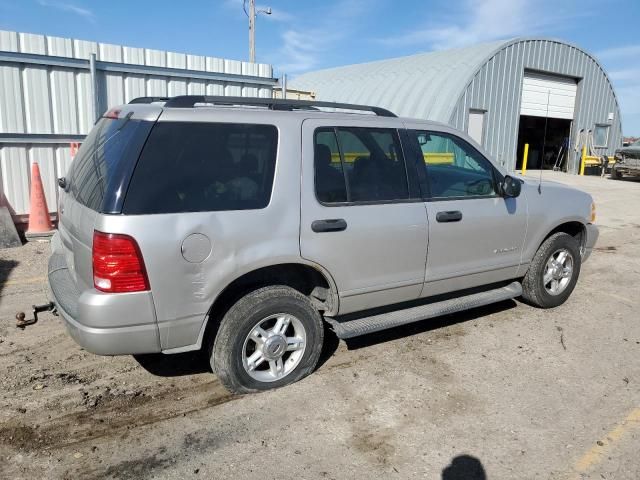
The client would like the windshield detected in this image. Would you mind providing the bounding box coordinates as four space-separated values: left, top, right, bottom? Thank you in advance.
633 139 640 147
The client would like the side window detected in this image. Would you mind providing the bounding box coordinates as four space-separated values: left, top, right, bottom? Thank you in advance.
123 122 278 214
314 129 348 203
314 127 409 204
415 131 497 199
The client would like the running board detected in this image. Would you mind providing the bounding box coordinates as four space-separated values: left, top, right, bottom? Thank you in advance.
324 282 522 339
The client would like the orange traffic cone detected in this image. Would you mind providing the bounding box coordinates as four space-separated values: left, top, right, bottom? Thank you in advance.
25 162 54 240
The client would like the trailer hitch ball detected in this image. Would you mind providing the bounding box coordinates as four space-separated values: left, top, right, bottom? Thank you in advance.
15 302 55 329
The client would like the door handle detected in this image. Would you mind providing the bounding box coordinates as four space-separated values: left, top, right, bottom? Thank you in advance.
436 210 463 223
311 219 347 233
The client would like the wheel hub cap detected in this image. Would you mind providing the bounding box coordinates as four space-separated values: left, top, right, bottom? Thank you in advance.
543 248 574 296
241 313 307 383
263 335 286 360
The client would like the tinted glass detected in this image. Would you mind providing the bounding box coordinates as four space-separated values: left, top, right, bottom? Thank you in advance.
68 116 153 211
123 122 278 214
314 129 348 203
314 127 409 203
415 131 496 199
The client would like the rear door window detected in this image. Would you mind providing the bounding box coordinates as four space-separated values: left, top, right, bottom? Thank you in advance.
314 127 409 204
67 115 153 212
123 122 278 214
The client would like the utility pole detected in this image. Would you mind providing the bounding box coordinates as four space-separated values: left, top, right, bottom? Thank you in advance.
244 0 271 63
248 0 256 63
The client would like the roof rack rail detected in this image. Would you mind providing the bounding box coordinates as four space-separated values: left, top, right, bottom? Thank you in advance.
160 95 397 117
128 96 170 104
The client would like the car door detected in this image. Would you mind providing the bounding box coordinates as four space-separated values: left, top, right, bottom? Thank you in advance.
406 128 528 297
299 118 428 315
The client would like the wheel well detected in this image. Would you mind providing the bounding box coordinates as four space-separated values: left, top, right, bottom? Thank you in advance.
544 221 586 248
201 264 334 350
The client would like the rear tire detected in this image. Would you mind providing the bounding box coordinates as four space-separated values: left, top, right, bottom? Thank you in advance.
211 286 324 394
521 232 581 309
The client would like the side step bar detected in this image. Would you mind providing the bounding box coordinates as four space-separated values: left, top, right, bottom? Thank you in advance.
324 282 522 339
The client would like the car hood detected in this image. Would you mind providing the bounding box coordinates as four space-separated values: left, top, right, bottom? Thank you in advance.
616 146 640 158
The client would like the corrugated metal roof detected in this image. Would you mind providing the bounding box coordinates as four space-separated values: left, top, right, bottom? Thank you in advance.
291 40 508 122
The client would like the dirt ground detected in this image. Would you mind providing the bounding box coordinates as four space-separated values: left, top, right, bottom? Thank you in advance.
0 171 639 480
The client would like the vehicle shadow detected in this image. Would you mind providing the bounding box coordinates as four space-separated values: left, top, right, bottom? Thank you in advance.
133 350 211 377
442 454 487 480
341 299 517 351
134 299 517 378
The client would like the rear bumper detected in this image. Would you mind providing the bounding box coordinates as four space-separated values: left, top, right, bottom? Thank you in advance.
582 223 599 262
48 238 161 355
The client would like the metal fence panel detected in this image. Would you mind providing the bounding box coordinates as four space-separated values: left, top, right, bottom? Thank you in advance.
0 29 275 218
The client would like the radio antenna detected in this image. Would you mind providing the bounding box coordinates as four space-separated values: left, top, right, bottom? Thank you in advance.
538 90 550 194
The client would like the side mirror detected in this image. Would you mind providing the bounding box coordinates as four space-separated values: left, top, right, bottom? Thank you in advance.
501 175 521 198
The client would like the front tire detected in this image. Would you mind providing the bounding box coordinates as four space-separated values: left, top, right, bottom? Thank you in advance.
211 286 324 394
521 232 582 308
611 166 623 180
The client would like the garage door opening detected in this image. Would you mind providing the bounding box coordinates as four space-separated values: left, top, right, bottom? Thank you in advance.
516 116 572 170
516 72 577 170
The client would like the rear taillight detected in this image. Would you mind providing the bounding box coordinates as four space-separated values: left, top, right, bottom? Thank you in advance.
92 231 150 293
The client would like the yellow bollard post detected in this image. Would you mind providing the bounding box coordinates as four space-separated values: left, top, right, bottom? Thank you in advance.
580 145 586 176
521 143 529 175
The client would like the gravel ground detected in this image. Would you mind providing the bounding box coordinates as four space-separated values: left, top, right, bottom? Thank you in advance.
0 171 638 480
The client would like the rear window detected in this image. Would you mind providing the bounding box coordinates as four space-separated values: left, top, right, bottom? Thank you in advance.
67 115 154 212
122 122 278 214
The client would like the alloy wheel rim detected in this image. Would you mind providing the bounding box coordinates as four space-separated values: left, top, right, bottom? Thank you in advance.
543 248 574 296
242 313 306 382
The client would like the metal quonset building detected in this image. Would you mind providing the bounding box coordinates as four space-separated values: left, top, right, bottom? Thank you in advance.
291 38 622 174
0 30 275 224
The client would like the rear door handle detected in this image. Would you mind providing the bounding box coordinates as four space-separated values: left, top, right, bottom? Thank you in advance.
311 218 347 233
436 210 463 223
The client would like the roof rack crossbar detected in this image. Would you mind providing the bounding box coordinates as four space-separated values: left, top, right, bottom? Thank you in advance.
160 95 396 117
128 96 170 104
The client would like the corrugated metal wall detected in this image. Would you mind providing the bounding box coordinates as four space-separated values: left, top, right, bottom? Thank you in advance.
449 39 622 172
0 30 275 219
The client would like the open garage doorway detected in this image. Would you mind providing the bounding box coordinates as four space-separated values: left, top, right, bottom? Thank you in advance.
516 116 572 170
516 72 577 171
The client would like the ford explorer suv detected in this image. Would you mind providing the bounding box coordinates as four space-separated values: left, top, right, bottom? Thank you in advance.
49 96 598 394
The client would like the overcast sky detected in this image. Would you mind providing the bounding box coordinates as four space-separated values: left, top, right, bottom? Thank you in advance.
1 0 638 134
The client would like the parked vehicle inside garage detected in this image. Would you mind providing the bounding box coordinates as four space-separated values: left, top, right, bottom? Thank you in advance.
47 96 598 394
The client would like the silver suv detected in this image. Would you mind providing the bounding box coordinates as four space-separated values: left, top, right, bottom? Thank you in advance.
49 96 598 393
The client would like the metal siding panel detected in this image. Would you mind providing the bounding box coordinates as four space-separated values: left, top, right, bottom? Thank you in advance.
225 82 242 96
258 87 272 98
146 77 168 96
168 78 188 96
75 71 93 133
0 30 19 52
72 39 98 59
50 68 78 134
206 82 224 96
19 33 46 55
206 57 225 73
123 47 145 65
242 85 259 97
124 75 146 101
187 55 205 71
0 65 25 133
98 43 123 62
187 80 206 95
167 52 187 69
55 144 73 178
1 146 30 215
105 72 124 108
46 36 73 57
225 60 242 76
22 66 53 133
145 49 166 67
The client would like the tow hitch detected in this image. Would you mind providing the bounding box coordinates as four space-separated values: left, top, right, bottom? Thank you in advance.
16 302 56 329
